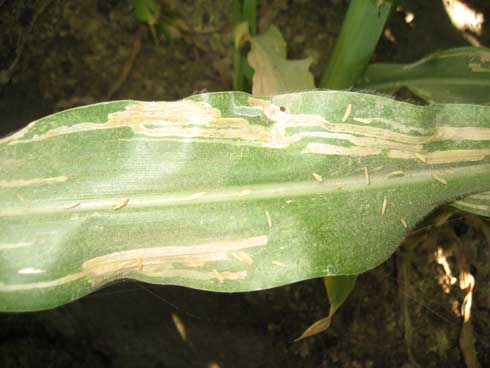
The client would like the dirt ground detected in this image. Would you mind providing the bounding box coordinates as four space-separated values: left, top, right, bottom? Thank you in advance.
1 0 490 367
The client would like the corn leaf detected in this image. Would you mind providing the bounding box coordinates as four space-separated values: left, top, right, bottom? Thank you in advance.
246 26 315 95
1 90 490 312
451 194 490 217
357 47 490 104
357 47 490 217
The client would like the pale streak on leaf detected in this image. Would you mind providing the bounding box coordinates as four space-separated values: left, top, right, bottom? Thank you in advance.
389 149 490 164
230 251 254 265
453 200 489 212
303 143 382 157
83 235 268 286
471 193 490 200
353 117 372 124
0 242 34 251
0 176 67 188
272 260 287 268
0 236 267 292
18 267 45 275
142 269 247 283
7 97 490 166
0 272 87 292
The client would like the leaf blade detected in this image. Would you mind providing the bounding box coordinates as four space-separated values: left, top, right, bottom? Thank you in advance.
1 91 490 311
357 47 490 104
247 26 315 95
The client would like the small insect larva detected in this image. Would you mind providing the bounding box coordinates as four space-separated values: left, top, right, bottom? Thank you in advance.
239 189 252 196
64 202 81 209
386 171 404 179
188 192 206 200
272 260 287 268
381 197 387 216
432 173 448 185
364 167 370 185
415 153 427 163
342 104 352 122
312 172 323 182
265 210 272 228
112 198 129 210
401 218 408 229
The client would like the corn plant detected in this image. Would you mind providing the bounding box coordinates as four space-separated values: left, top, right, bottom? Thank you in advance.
1 1 489 348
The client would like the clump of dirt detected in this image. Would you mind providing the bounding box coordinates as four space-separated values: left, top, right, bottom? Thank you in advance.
1 0 490 367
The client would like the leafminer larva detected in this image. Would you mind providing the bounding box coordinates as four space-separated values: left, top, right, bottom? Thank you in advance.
265 210 272 228
381 197 387 216
432 173 448 185
112 198 129 210
312 172 323 182
342 104 352 122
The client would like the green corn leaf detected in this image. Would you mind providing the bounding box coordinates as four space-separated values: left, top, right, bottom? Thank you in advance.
319 0 392 89
357 47 490 217
451 194 490 217
246 26 315 96
1 90 490 312
357 47 490 104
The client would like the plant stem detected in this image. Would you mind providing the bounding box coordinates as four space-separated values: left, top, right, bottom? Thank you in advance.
232 0 256 91
319 0 392 89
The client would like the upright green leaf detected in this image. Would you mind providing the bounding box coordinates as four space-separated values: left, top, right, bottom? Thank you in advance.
320 0 392 89
357 47 490 104
1 91 490 312
133 0 156 23
232 0 257 92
